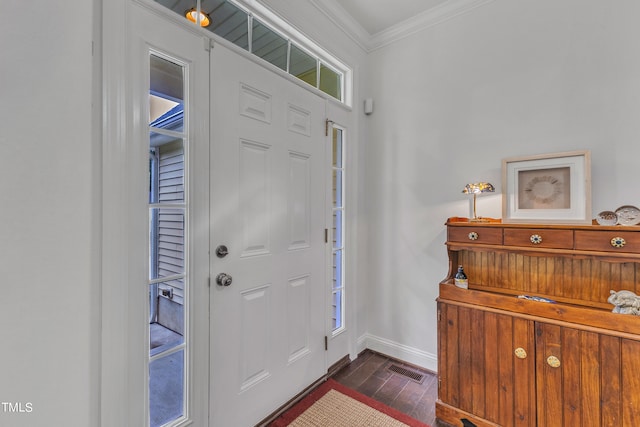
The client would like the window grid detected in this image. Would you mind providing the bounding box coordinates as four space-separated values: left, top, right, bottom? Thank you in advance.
332 127 345 333
148 52 189 427
153 0 346 102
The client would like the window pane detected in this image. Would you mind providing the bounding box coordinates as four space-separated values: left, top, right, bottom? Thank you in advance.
333 210 342 249
333 249 342 290
149 138 185 203
252 19 288 71
150 55 184 102
150 283 185 355
332 169 342 208
202 0 249 50
289 44 317 87
332 290 342 330
333 128 343 167
320 63 342 101
150 97 183 131
149 350 184 427
150 208 185 280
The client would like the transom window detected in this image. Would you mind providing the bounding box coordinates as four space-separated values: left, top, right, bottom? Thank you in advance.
152 0 350 104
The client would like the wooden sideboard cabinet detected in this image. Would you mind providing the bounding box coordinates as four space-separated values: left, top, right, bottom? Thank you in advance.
436 218 640 427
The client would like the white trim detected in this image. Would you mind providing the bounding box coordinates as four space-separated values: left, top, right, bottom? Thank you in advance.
102 3 212 426
310 0 495 52
306 0 371 52
358 333 438 373
369 0 496 51
102 0 139 426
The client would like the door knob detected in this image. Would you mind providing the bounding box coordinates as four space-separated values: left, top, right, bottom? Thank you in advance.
216 273 233 287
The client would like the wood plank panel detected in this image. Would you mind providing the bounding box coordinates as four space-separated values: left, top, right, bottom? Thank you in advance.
470 308 486 418
561 327 581 426
483 312 499 423
497 314 514 424
445 304 460 408
621 339 640 426
580 332 601 427
458 307 473 412
599 334 621 427
455 249 640 307
437 302 448 403
512 317 535 427
536 323 563 427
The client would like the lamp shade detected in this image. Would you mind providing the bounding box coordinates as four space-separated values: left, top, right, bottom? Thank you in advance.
462 182 495 221
462 182 495 195
185 8 211 27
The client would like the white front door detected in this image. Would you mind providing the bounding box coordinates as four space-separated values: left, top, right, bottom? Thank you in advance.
210 44 327 426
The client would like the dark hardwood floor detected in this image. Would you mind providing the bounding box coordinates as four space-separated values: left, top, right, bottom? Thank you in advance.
331 349 453 427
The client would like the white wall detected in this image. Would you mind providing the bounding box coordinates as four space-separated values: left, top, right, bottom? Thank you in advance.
0 1 99 426
365 0 640 368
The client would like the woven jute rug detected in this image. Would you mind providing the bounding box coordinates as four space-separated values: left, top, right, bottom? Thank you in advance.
269 379 430 427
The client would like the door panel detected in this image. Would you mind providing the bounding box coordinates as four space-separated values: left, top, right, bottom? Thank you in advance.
210 44 326 426
536 323 640 427
437 302 536 427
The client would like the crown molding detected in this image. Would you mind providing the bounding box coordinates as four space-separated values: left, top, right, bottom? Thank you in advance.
307 0 372 52
369 0 495 51
311 0 495 52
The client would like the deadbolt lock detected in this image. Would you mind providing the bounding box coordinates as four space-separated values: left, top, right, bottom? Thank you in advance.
215 245 229 258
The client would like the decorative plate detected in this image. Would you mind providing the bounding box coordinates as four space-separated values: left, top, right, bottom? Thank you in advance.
615 205 640 226
596 210 618 226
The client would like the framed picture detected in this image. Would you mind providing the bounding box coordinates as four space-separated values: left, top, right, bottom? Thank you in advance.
502 150 591 224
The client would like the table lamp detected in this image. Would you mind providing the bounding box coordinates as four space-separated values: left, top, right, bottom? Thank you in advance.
462 182 495 222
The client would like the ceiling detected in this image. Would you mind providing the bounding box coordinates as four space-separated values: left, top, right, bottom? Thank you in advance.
308 0 492 51
332 0 448 35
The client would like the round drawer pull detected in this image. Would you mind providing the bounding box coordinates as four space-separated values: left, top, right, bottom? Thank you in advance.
611 237 626 248
468 232 479 241
514 347 527 359
530 234 543 244
547 355 561 368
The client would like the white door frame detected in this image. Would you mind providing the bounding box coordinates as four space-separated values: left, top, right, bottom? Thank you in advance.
102 2 360 425
101 2 210 426
325 100 359 366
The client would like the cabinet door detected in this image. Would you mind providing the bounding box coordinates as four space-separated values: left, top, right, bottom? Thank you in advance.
438 302 536 426
535 323 640 426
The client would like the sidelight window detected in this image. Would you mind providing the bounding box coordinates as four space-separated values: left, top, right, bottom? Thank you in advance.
331 126 345 332
148 53 188 427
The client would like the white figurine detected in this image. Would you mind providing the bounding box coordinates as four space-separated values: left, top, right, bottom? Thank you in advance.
608 290 640 315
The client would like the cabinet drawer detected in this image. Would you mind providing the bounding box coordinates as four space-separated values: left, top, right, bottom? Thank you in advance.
448 226 502 244
575 230 640 253
503 228 573 249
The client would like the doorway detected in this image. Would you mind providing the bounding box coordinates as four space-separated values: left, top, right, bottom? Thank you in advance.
208 43 328 426
105 4 353 426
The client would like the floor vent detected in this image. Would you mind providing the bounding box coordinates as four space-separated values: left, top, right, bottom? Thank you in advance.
387 364 425 383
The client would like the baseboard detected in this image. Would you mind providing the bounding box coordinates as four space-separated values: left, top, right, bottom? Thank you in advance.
357 333 437 373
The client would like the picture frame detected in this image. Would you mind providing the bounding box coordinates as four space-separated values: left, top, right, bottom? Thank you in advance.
502 150 592 224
